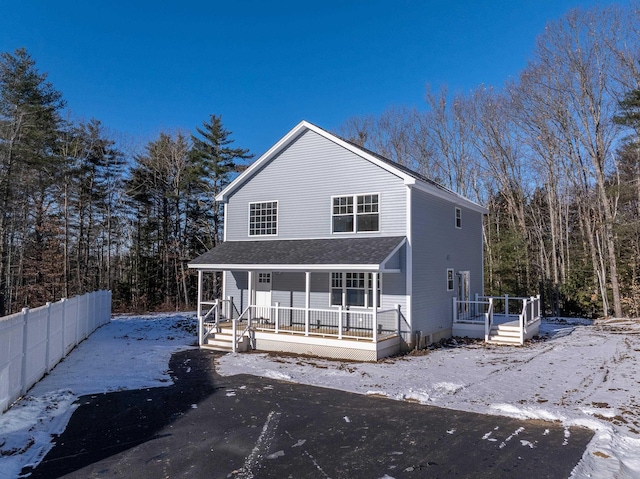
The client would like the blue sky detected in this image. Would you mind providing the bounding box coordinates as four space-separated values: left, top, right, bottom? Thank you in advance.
2 0 613 157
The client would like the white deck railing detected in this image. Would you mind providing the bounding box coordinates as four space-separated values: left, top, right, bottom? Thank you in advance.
199 297 402 352
453 294 541 344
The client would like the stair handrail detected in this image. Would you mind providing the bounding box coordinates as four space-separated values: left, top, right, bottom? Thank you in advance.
484 297 494 341
519 299 528 344
199 299 220 346
232 305 254 353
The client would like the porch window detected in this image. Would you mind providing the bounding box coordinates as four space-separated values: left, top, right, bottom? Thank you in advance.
332 194 379 233
331 272 380 308
249 201 278 236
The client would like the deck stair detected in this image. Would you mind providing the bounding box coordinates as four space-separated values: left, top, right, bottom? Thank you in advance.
487 321 521 345
202 323 251 352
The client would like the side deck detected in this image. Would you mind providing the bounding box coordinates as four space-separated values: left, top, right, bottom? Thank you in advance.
452 295 542 345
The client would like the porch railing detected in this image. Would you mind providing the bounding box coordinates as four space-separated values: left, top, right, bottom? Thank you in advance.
453 294 541 344
200 297 403 351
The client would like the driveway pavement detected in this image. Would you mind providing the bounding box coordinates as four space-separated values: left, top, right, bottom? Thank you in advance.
25 349 593 479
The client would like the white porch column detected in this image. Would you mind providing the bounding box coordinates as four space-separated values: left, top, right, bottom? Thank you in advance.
197 270 203 346
372 272 378 342
248 271 254 321
305 271 311 336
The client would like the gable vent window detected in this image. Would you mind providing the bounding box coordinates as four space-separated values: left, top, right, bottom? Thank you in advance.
249 201 278 236
332 194 379 233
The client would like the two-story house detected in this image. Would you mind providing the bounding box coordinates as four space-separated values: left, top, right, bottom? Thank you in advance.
188 120 488 360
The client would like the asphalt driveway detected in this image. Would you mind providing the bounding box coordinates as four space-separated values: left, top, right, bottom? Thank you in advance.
25 349 593 479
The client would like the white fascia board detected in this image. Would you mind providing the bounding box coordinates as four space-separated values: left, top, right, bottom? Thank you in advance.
216 120 416 202
410 180 488 214
302 122 416 183
215 120 310 202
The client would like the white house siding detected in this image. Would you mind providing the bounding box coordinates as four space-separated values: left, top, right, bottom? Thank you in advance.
225 130 407 241
410 187 484 341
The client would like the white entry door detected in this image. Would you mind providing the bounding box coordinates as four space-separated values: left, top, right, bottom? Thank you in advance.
255 272 272 320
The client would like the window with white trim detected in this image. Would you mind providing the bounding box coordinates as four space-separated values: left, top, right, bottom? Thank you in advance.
447 268 454 291
330 272 381 308
332 194 379 233
455 207 462 229
249 201 278 236
258 272 271 284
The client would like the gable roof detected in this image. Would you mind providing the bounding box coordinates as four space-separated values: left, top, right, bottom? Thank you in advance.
188 236 406 272
216 120 488 214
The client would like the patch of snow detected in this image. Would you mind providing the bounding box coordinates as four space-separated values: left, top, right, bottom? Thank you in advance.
4 314 640 479
343 416 351 423
216 317 640 479
263 370 291 381
0 312 196 477
267 450 284 459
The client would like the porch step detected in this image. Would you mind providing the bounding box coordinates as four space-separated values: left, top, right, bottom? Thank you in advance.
205 329 251 352
487 326 522 344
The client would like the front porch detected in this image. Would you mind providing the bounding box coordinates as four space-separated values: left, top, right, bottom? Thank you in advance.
189 236 409 361
452 294 542 345
197 298 403 361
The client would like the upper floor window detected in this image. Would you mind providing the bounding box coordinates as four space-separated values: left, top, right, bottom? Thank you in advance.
455 207 462 229
332 194 379 233
249 201 278 236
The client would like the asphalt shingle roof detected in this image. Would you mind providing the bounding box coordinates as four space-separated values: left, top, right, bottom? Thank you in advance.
188 236 405 270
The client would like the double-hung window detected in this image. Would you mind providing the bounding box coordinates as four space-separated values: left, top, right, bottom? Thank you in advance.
331 272 381 308
455 207 462 229
332 193 379 233
447 269 454 291
249 201 278 236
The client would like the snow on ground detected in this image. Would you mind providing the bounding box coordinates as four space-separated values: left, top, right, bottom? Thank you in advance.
216 318 640 479
0 313 196 479
1 313 639 479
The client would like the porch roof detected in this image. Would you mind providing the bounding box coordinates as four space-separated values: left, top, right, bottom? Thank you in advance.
188 236 405 272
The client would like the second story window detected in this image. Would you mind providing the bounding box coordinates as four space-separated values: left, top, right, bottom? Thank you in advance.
249 201 278 236
455 207 462 229
332 194 379 233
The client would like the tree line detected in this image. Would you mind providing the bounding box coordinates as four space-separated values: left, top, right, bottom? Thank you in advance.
338 4 640 318
2 3 640 318
0 48 250 313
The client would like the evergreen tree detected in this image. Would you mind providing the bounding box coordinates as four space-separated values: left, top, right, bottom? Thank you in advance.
190 114 252 249
0 48 65 313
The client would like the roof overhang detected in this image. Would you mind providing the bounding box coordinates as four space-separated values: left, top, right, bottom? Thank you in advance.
188 236 406 273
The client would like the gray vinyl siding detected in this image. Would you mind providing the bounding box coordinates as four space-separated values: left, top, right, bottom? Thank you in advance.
225 130 407 240
225 271 248 313
410 188 484 336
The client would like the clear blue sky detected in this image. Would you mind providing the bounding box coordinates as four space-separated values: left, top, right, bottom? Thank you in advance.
2 0 613 157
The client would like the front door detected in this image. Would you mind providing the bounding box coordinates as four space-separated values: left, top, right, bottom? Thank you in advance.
255 272 272 320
